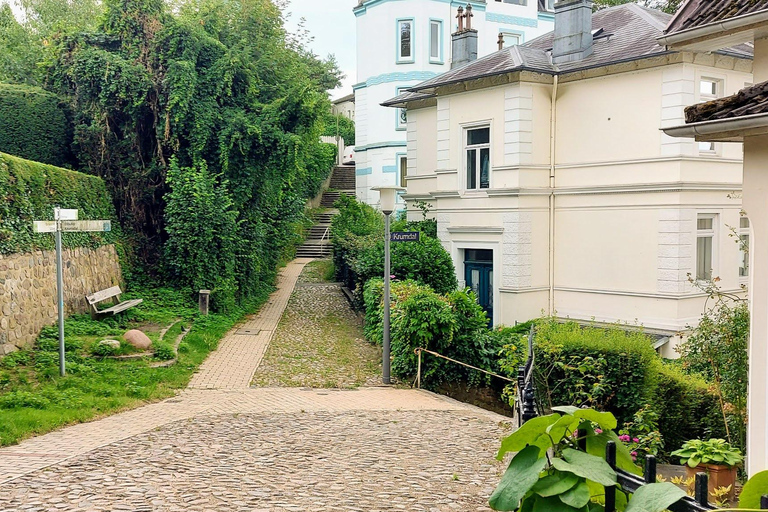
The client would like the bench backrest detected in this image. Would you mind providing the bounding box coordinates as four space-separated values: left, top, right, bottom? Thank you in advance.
86 286 123 305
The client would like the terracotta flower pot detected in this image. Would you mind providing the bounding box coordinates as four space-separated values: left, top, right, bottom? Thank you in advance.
685 463 738 501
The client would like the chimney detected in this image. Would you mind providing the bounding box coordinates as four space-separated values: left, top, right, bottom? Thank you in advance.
451 5 478 69
552 0 593 64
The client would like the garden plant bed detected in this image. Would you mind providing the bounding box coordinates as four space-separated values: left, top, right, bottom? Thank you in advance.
0 286 271 446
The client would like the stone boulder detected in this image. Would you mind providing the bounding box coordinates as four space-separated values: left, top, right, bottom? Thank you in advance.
123 330 151 350
98 339 121 350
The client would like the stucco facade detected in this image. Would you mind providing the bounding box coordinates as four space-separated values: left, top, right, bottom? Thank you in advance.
395 32 752 353
353 0 554 208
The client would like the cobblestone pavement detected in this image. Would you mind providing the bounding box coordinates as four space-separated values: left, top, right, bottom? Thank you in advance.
188 259 312 390
0 259 515 510
252 279 380 389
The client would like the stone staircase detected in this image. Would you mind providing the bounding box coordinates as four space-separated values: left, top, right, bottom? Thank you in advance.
296 167 356 259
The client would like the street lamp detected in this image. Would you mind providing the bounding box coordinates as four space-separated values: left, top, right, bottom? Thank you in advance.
372 186 406 384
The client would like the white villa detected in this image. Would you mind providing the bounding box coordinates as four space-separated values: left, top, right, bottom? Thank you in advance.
353 0 555 207
384 0 753 355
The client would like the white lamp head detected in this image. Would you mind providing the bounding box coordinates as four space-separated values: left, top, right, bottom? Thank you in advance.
372 186 406 215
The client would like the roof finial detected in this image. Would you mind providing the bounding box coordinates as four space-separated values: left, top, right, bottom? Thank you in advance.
465 4 474 31
456 5 465 32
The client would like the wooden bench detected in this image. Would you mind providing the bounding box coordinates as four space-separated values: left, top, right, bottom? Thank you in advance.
86 286 143 318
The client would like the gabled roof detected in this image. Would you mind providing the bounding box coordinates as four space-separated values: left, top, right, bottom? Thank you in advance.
383 3 752 106
666 0 768 35
685 80 768 123
333 93 355 104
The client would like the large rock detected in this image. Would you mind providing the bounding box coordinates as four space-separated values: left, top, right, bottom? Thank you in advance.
98 339 121 350
123 330 151 350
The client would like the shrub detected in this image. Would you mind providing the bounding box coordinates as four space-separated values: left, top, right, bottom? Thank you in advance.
0 84 71 167
92 342 120 357
353 236 457 295
0 152 120 255
509 319 727 455
163 157 239 312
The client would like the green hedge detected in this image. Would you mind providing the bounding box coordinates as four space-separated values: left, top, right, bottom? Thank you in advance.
0 84 70 167
523 319 725 453
0 152 120 255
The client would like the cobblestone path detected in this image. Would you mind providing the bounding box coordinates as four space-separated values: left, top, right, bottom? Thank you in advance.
0 259 513 511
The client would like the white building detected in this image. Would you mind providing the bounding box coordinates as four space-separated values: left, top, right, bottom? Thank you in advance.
384 1 753 354
353 0 554 207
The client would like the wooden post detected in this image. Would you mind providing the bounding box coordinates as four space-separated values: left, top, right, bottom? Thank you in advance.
605 442 617 512
416 349 422 389
199 290 211 315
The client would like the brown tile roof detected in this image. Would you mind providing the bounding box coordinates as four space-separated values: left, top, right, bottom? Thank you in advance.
666 0 768 34
685 80 768 122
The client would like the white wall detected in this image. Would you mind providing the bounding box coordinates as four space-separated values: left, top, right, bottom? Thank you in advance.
354 0 553 208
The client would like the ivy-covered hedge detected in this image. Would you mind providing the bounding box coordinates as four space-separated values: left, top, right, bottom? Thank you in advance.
0 152 119 255
520 319 726 453
0 84 70 167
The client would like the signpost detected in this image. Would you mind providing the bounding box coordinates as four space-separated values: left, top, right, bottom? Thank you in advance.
390 231 420 242
32 208 111 376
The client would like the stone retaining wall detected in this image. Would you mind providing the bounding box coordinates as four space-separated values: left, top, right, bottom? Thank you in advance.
0 245 122 354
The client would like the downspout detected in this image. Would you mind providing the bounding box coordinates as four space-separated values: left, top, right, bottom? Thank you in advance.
548 75 559 316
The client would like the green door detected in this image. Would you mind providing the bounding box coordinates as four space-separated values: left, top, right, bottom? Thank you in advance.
464 249 493 324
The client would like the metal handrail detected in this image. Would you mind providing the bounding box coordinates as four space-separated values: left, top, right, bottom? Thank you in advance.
413 347 515 390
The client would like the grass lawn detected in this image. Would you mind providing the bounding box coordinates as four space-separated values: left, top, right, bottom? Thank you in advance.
252 260 380 388
0 285 271 446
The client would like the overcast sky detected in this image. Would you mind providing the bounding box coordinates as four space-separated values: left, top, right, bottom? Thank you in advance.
1 0 358 99
282 0 357 100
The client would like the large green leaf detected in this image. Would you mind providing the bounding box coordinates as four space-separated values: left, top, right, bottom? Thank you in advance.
547 414 581 445
552 449 617 487
489 446 548 511
532 471 580 497
496 414 560 459
624 483 686 512
560 480 591 509
587 431 642 476
531 495 585 512
739 470 768 509
553 407 618 431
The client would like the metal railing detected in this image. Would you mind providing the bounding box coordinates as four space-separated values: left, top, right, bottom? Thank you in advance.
413 347 515 390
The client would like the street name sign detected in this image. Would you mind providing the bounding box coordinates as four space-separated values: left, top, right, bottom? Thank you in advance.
60 220 111 232
391 231 420 242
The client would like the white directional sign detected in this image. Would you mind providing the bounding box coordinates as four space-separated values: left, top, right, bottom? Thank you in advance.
60 220 111 232
33 221 58 233
32 208 112 377
56 209 78 221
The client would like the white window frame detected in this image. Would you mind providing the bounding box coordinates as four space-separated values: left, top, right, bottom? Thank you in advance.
463 124 492 191
396 18 415 64
429 19 444 64
739 216 750 281
697 77 723 155
696 213 718 282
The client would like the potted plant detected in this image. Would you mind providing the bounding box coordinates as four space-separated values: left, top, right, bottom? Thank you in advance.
670 439 743 500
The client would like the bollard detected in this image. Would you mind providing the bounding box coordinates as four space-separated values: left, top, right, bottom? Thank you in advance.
199 290 211 315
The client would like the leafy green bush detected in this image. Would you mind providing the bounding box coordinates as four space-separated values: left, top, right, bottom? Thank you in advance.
163 157 239 311
0 153 120 255
364 279 509 386
0 84 71 167
677 297 748 453
91 342 120 357
652 363 726 452
501 319 727 455
323 112 355 146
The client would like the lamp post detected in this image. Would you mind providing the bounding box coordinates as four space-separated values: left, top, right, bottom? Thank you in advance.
372 186 405 384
